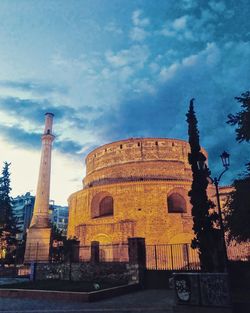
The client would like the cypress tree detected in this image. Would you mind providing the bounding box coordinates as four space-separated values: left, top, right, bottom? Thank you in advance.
0 162 18 262
186 99 222 272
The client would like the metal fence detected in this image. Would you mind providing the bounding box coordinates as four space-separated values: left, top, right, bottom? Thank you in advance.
100 243 129 262
78 242 250 270
146 243 200 270
79 243 129 262
78 242 200 270
24 243 51 263
18 241 250 271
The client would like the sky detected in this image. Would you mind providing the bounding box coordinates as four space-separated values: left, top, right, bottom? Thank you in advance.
0 0 249 205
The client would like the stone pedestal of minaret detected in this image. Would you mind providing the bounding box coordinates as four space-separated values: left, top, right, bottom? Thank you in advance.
24 113 55 263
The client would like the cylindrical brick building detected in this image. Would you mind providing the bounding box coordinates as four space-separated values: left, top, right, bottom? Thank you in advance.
68 137 214 247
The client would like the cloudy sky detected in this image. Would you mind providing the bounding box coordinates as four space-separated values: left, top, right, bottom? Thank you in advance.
0 0 249 205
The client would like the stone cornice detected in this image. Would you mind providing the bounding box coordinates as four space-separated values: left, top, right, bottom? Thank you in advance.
84 176 192 189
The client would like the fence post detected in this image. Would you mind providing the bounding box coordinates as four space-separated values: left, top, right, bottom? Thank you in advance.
29 243 32 261
170 244 174 270
128 238 146 267
185 244 190 270
128 238 146 286
69 250 72 281
91 241 100 264
154 245 158 270
28 244 31 260
36 243 39 262
71 241 80 262
30 262 36 281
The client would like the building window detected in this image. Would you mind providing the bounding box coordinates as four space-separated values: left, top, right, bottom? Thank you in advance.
99 196 113 216
91 192 114 218
167 193 186 213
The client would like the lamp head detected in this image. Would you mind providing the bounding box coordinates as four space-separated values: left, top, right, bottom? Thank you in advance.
220 151 230 168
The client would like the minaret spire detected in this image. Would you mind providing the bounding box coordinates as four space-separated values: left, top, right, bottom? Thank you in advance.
24 113 55 263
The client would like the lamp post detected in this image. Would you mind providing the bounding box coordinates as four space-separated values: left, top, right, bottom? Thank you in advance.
210 151 230 271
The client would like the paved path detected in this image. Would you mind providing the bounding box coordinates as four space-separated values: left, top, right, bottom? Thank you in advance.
0 278 29 286
0 289 174 313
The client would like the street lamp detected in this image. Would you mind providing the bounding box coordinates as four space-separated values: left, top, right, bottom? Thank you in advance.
210 151 230 271
220 151 230 169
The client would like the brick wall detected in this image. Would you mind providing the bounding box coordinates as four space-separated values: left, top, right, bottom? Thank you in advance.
67 138 215 247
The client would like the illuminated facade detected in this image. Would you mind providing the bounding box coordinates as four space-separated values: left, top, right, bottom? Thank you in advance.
68 138 217 248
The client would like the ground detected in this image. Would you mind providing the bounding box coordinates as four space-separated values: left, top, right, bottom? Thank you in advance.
0 289 174 313
0 285 249 312
0 280 122 292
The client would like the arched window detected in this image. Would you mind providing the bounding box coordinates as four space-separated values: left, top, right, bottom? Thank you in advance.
99 196 113 216
167 193 186 213
91 192 114 218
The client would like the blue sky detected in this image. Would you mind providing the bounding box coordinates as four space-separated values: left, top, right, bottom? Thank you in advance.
0 0 249 204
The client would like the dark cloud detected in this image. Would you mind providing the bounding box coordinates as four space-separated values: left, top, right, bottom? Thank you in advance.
0 96 93 156
0 80 68 95
0 125 41 150
54 139 83 155
0 123 85 156
0 97 65 124
0 96 90 129
93 42 250 185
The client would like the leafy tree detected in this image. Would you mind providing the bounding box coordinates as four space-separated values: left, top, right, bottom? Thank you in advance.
50 224 65 262
50 224 78 262
227 91 250 142
225 91 250 242
186 99 224 272
225 174 250 242
51 223 65 242
0 162 19 262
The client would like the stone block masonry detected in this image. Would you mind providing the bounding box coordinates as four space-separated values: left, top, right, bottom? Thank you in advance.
25 113 55 263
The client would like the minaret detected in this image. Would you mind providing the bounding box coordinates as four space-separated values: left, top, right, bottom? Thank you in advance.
24 113 55 263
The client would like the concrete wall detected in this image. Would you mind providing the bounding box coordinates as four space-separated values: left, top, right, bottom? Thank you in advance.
35 262 140 285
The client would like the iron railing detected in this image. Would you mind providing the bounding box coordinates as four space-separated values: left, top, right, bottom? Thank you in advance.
78 243 200 270
146 243 200 270
79 243 129 262
16 241 250 270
